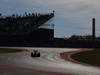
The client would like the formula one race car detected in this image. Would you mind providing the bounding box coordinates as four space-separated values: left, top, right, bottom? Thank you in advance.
31 50 40 57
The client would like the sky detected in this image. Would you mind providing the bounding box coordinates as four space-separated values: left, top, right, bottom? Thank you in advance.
0 0 100 38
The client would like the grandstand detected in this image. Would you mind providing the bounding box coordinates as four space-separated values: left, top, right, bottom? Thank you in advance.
0 11 55 46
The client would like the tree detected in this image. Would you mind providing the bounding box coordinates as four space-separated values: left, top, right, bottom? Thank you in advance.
12 14 15 17
25 12 28 16
0 13 2 16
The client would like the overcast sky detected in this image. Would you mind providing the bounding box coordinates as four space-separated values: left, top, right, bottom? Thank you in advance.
0 0 100 37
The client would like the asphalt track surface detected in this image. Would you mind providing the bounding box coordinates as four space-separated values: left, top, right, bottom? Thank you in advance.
0 47 100 75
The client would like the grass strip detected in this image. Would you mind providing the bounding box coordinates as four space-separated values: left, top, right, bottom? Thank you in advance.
71 49 100 67
0 48 23 53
